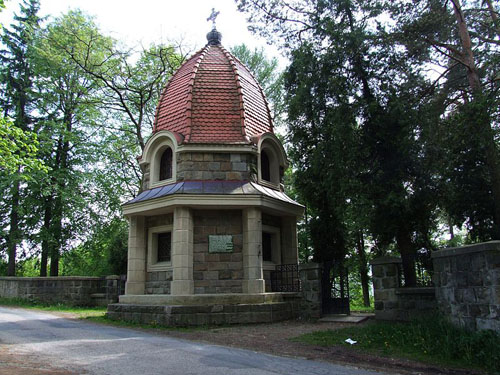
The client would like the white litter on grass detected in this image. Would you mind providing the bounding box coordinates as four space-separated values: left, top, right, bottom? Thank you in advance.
345 338 357 345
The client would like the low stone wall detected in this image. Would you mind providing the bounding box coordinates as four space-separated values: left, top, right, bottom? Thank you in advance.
0 275 124 307
371 257 437 321
432 241 500 332
371 242 500 332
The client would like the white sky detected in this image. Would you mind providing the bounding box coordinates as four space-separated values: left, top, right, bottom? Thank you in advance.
0 0 283 62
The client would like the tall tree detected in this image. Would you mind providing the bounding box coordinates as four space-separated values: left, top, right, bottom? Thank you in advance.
0 0 42 275
392 0 500 240
238 0 439 285
30 10 125 276
48 29 186 194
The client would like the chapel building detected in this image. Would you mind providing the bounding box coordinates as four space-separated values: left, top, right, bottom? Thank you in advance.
117 28 303 318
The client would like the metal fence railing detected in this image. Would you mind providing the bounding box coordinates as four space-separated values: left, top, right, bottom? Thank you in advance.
270 264 301 292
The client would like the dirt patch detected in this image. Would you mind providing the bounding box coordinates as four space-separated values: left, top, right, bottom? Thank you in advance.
141 319 486 375
0 346 81 375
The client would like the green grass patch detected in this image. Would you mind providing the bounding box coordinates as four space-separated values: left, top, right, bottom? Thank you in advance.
0 297 106 318
349 302 375 313
292 316 500 374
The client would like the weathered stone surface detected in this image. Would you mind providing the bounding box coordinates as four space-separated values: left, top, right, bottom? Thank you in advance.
0 276 124 306
432 242 500 332
193 210 243 294
106 301 297 326
175 152 256 182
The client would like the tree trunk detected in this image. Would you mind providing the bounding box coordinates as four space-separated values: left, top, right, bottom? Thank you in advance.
6 180 20 276
49 195 62 277
40 198 52 277
451 0 500 239
356 231 370 307
49 111 72 277
396 228 417 287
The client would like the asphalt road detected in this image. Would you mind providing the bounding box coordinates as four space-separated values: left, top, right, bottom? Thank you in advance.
0 307 395 375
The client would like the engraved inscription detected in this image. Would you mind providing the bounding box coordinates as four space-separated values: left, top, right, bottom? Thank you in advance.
208 235 233 253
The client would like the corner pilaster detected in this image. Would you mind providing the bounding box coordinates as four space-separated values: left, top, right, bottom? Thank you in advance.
171 207 194 295
125 216 146 295
242 207 265 293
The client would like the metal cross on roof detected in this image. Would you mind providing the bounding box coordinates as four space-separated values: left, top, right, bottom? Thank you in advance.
207 8 220 29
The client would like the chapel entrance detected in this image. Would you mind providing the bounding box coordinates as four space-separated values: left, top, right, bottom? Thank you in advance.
322 261 350 315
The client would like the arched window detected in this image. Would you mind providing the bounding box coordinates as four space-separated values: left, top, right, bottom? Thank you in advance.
261 150 271 182
159 147 173 181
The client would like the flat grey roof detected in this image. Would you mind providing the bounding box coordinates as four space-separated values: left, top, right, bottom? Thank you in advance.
124 181 303 207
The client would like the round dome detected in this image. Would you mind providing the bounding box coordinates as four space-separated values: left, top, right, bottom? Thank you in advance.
153 40 274 144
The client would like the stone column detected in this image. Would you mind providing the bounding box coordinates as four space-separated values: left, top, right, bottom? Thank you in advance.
242 207 265 294
125 216 146 295
171 207 194 295
299 262 323 319
281 216 298 264
370 257 402 320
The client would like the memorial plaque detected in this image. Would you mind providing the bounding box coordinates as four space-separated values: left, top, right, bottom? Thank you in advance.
208 235 233 253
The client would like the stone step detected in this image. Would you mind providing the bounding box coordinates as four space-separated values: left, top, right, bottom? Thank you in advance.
107 301 299 326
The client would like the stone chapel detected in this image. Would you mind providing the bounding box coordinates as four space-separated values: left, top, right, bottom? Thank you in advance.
109 27 304 325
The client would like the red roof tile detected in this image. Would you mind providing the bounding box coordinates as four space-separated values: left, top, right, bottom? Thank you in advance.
153 44 274 144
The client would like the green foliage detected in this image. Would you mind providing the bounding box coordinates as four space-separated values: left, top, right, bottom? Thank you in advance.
293 316 500 373
60 218 128 276
230 44 285 125
0 116 47 175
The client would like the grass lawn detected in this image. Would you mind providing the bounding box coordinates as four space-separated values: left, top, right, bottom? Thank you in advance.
0 297 106 318
291 317 500 374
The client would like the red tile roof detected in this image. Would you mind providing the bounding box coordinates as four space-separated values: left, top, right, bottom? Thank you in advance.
153 44 274 144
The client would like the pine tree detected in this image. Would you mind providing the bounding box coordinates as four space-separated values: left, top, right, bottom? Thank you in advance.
0 0 41 276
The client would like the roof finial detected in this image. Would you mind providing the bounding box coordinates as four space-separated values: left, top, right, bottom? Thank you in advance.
206 8 222 45
207 8 220 30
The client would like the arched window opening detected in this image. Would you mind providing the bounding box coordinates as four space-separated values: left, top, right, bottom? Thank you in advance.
261 150 271 182
159 148 173 181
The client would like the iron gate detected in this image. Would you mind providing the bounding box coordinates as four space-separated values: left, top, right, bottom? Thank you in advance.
322 261 350 315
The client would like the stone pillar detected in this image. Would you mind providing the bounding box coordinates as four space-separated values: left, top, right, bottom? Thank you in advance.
171 207 194 295
242 207 265 294
281 216 298 264
299 262 322 319
125 216 146 295
370 257 402 320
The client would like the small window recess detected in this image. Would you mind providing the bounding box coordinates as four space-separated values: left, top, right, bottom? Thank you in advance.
150 142 176 188
258 144 281 190
159 148 173 181
147 225 173 272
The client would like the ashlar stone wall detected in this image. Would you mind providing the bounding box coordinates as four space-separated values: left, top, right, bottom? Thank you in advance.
432 241 500 332
177 152 256 182
0 276 123 306
193 210 243 294
371 257 437 321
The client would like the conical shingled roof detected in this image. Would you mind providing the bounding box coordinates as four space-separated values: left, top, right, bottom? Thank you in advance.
153 38 274 144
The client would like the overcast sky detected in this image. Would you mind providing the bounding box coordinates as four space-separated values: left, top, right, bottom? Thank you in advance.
0 0 283 61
